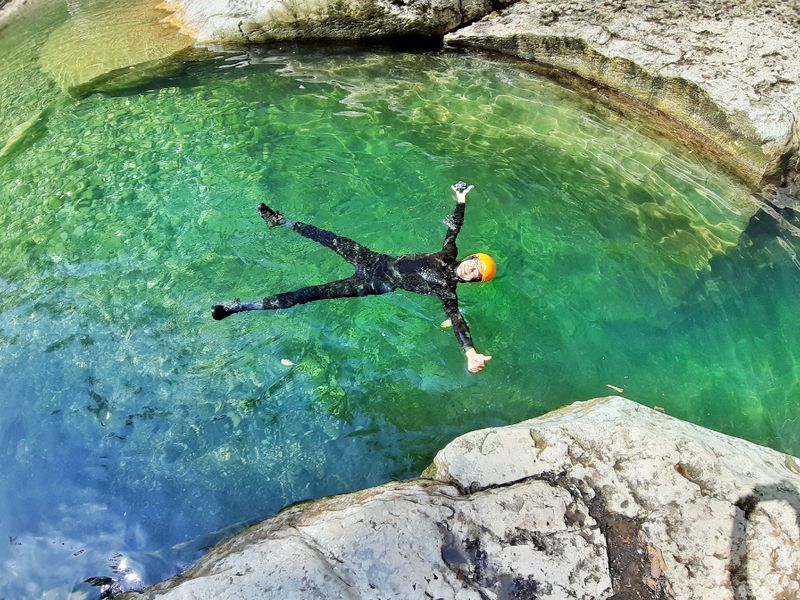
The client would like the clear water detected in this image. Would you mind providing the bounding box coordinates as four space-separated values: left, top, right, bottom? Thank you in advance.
1 2 800 597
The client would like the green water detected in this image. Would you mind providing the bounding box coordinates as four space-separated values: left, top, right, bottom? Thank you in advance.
1 2 800 597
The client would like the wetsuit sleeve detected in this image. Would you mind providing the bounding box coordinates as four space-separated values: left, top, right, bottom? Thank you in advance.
441 203 466 259
442 295 474 352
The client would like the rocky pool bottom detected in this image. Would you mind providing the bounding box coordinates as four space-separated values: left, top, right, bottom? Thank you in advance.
1 40 800 598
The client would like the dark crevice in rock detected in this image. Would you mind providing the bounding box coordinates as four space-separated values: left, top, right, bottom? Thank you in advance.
488 0 514 13
445 469 569 497
763 168 800 211
237 20 253 43
585 495 675 600
443 0 507 39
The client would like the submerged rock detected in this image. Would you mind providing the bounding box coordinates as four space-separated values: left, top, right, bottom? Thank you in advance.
121 397 800 599
445 0 800 188
157 0 799 190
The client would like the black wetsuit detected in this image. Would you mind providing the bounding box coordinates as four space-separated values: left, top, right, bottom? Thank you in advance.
213 202 475 352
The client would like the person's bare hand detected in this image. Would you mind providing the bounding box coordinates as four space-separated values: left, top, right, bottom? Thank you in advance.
466 348 492 373
451 184 474 204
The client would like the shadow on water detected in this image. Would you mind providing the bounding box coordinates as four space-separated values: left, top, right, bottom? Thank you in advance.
728 481 800 599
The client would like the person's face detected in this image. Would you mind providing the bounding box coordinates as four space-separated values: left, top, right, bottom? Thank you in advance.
456 257 482 282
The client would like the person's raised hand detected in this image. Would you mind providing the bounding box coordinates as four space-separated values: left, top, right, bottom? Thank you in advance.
452 184 474 204
466 348 492 373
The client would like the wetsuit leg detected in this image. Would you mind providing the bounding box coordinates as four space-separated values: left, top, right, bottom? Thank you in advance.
212 275 378 320
259 203 373 265
289 222 373 265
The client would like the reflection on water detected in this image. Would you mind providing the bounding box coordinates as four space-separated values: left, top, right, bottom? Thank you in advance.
1 4 800 598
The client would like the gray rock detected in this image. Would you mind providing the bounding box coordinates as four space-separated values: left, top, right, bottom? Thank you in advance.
769 169 800 210
434 397 800 599
124 478 612 599
0 0 28 29
122 397 800 599
162 0 505 43
444 0 800 187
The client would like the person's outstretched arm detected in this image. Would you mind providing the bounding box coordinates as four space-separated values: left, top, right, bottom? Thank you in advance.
442 296 492 373
441 183 474 258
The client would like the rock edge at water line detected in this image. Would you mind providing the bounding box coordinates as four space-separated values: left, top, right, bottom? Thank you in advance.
160 0 513 44
162 0 800 193
7 0 798 198
120 397 800 599
445 0 800 190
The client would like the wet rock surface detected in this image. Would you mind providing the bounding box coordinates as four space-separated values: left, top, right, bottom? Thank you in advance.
445 0 800 187
121 397 800 599
161 0 509 43
0 0 28 28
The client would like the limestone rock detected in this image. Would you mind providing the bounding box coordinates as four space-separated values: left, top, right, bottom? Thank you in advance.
123 397 800 599
0 0 28 29
162 0 505 43
445 0 800 187
433 396 800 599
124 478 612 599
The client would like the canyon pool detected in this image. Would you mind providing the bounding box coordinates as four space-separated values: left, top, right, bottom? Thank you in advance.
1 1 800 596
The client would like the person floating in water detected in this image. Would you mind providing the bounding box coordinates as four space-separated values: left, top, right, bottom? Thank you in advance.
212 182 496 373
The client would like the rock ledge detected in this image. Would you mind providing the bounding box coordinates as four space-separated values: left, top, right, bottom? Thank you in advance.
152 0 800 192
161 0 509 43
445 0 800 188
123 397 800 599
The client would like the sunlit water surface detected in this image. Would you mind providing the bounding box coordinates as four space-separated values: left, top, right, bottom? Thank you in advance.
1 2 800 597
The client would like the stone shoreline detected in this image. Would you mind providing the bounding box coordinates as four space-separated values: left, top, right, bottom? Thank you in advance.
5 0 797 194
120 397 800 599
160 0 799 195
445 0 800 191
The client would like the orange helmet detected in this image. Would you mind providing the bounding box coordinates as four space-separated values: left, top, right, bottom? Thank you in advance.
473 253 496 283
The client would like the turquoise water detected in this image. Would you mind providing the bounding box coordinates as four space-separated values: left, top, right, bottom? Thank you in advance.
2 3 800 597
